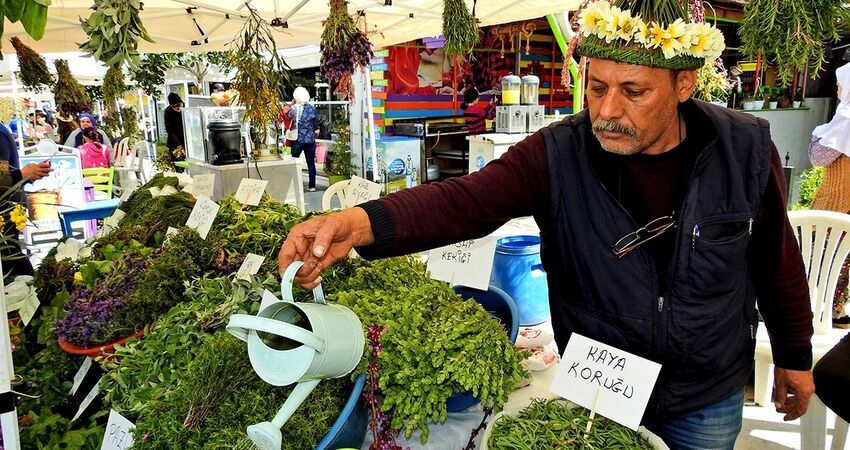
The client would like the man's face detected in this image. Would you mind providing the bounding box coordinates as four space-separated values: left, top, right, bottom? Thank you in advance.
586 58 695 155
80 117 92 129
171 103 182 112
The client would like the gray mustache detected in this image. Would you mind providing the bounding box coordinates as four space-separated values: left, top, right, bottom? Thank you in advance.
592 120 637 138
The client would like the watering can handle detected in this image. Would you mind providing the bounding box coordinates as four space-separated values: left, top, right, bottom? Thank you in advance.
227 314 325 352
280 261 326 305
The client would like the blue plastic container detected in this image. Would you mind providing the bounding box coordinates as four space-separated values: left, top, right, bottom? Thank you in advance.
490 235 550 326
446 285 519 412
314 374 368 450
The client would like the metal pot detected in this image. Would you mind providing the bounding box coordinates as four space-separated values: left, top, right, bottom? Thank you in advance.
426 158 441 181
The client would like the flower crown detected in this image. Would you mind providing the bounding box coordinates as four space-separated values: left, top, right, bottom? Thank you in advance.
576 0 725 69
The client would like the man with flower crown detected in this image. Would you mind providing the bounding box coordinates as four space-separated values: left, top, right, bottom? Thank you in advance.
278 0 814 447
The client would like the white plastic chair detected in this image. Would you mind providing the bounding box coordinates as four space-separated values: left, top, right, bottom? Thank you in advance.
115 141 148 187
321 180 350 210
753 210 850 450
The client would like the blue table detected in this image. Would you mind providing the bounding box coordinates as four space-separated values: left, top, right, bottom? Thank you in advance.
56 199 121 237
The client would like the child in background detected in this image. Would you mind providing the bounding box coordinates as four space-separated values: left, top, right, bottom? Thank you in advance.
79 126 110 169
461 88 495 135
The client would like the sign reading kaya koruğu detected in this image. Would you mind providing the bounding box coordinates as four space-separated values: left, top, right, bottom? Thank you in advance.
549 333 661 430
426 237 497 290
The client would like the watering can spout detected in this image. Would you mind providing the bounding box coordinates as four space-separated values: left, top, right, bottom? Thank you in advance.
247 379 321 450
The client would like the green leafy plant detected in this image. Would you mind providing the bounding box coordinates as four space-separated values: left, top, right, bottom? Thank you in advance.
229 7 290 149
102 65 126 113
130 53 171 97
10 36 53 91
740 0 850 86
795 165 824 209
488 399 654 449
102 106 140 141
78 0 154 68
54 59 94 115
0 0 50 53
325 123 356 177
442 0 481 61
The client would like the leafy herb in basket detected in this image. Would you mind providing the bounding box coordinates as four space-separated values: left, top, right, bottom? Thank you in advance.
10 37 53 92
488 399 655 450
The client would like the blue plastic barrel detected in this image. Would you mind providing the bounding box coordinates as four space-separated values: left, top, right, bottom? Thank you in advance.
490 235 550 326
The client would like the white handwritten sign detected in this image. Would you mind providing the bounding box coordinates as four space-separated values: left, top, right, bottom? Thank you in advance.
103 209 126 232
235 178 268 206
185 198 220 240
343 175 382 207
101 409 135 450
18 293 39 327
72 376 102 421
426 237 497 290
236 254 265 281
549 333 661 430
192 174 216 199
119 180 140 202
70 357 93 396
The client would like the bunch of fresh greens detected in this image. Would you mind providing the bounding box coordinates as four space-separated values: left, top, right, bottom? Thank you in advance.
53 59 93 115
442 0 480 60
78 0 154 68
10 36 53 91
488 399 654 450
330 257 528 442
102 65 126 113
228 6 289 148
740 0 850 86
129 331 351 449
0 0 49 50
211 195 302 260
33 240 77 307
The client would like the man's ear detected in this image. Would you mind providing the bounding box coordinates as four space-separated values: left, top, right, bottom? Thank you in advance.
676 69 697 102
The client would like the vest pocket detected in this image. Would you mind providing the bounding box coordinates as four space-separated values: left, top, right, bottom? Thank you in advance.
687 217 752 305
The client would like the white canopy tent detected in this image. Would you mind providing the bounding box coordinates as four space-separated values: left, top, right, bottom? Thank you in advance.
2 0 579 54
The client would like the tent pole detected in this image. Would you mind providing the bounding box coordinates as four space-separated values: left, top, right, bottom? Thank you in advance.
546 13 582 113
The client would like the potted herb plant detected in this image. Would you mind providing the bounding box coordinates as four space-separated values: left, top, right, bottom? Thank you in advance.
743 94 756 110
325 124 355 185
753 88 766 109
793 88 804 108
778 93 791 109
768 90 779 109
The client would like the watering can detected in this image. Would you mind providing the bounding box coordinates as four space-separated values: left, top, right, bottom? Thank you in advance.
226 261 365 450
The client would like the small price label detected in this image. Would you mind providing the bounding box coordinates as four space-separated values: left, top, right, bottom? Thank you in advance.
192 174 216 199
185 198 220 240
18 293 39 327
72 376 102 422
235 178 269 206
426 237 497 290
101 410 135 450
105 209 126 229
236 253 265 281
70 357 93 396
119 181 140 202
549 333 661 430
343 175 381 207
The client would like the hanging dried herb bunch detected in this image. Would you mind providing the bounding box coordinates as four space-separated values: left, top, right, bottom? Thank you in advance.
229 6 290 148
740 0 849 86
320 0 372 99
53 59 93 115
102 65 126 113
442 0 480 60
10 36 53 91
79 0 154 68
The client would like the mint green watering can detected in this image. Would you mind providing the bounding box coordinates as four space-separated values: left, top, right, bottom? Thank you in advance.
226 261 365 450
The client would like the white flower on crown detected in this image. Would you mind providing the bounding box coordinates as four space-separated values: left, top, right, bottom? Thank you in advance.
577 0 726 62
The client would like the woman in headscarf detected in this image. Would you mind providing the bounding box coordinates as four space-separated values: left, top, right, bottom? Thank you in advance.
64 113 113 155
810 61 850 429
285 87 320 191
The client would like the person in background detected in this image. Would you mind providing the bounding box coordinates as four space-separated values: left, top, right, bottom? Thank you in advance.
55 112 78 145
64 113 113 156
212 83 225 94
8 114 30 143
33 112 54 141
285 87 320 192
0 121 50 277
461 88 496 135
164 92 186 161
78 127 110 169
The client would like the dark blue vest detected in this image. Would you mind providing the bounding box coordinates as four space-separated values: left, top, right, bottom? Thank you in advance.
539 100 772 417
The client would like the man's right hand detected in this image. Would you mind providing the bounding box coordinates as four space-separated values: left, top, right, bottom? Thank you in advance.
21 161 51 181
278 207 375 288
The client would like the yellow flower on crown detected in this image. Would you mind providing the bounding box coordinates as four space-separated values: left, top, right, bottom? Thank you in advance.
634 19 652 44
596 6 622 42
684 23 710 57
647 22 669 49
10 203 27 231
617 11 642 42
660 19 687 59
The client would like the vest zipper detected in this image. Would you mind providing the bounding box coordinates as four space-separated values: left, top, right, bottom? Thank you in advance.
658 296 664 312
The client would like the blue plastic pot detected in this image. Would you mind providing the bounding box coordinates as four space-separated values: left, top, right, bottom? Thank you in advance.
446 285 519 413
314 374 368 450
490 235 550 326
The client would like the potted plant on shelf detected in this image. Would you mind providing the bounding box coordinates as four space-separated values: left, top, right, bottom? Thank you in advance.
768 89 779 109
325 124 355 185
753 88 766 109
743 94 756 110
777 93 792 109
793 88 804 108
